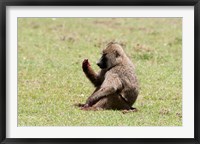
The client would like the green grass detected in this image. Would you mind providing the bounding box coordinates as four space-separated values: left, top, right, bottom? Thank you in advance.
18 18 182 126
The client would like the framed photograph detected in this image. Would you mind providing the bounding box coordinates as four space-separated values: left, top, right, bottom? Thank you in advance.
1 0 199 144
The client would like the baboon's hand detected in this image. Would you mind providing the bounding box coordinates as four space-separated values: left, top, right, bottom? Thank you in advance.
82 59 91 71
86 97 96 106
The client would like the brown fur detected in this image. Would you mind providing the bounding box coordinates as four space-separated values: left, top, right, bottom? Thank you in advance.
79 42 139 111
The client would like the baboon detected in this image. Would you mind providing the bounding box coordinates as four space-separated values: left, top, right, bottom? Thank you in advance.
77 42 139 111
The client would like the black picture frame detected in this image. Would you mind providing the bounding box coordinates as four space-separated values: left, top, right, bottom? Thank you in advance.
0 0 199 144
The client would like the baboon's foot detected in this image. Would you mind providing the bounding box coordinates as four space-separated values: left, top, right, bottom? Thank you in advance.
122 108 138 114
74 103 85 107
75 103 95 110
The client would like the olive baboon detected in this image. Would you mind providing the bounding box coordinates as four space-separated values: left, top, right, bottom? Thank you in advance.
78 42 139 111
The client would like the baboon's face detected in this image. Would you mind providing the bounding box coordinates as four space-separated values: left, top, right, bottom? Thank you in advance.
97 53 108 69
97 45 123 70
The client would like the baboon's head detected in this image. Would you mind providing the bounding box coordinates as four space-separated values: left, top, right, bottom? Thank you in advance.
97 42 125 70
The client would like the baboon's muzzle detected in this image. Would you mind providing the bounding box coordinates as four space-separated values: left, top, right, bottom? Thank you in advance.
97 56 107 69
97 61 104 69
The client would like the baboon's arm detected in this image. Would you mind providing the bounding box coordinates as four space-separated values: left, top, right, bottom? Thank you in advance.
86 73 123 106
82 59 102 87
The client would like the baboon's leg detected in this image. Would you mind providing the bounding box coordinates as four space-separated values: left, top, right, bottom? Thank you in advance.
85 73 123 106
86 74 123 106
92 94 132 110
75 87 101 108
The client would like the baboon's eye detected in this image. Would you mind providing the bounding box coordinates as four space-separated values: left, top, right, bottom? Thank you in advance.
100 52 106 55
103 53 107 56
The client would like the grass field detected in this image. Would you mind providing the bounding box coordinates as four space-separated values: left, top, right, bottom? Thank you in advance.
18 18 182 126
